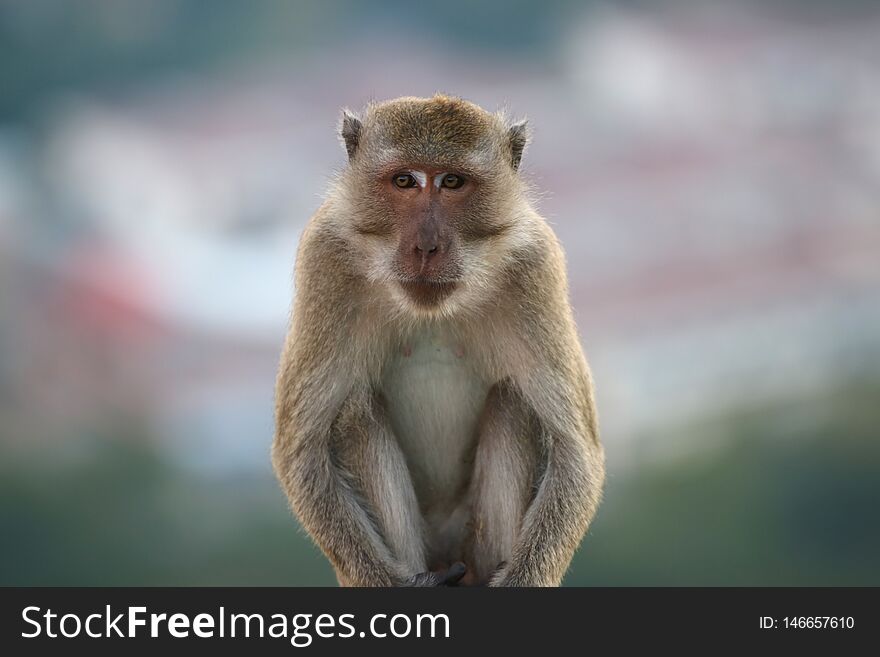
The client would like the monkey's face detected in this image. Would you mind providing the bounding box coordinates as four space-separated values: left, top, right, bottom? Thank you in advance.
352 159 517 316
382 165 489 308
340 96 529 318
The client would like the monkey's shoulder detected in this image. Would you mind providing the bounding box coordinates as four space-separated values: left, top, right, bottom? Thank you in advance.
293 206 363 297
499 221 569 303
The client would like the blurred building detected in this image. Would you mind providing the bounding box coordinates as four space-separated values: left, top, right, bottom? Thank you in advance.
1 4 879 473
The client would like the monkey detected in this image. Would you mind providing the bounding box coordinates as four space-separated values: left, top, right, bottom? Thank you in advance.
272 94 604 587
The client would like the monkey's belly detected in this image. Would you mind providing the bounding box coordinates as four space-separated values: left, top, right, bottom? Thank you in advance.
381 327 488 555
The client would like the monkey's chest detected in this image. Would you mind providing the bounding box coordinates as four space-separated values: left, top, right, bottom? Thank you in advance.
381 328 488 509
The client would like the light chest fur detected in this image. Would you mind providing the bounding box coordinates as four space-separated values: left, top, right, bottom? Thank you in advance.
381 325 489 518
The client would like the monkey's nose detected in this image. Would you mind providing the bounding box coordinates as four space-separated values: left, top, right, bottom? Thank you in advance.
409 222 447 274
414 241 441 273
413 242 439 273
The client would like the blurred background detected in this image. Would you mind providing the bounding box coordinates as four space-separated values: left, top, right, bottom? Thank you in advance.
1 0 879 586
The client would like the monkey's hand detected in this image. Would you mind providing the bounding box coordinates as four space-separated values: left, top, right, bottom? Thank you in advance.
405 562 467 587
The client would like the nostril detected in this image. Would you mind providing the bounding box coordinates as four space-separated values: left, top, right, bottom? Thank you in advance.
427 245 438 254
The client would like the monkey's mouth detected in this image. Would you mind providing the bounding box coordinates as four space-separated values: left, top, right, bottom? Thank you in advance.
399 279 458 306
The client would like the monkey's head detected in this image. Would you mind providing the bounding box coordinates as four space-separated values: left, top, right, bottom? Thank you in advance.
336 94 531 317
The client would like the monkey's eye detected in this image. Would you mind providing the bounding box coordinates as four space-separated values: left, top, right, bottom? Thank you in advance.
393 173 418 188
441 174 464 189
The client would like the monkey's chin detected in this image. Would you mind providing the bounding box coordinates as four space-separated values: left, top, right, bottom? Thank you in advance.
399 280 458 309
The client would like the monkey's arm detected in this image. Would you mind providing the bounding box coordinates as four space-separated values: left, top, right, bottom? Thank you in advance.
492 356 604 587
491 242 605 587
275 365 462 586
271 223 407 586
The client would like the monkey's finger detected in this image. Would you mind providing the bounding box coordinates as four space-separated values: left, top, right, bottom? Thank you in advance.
406 571 442 587
439 561 467 585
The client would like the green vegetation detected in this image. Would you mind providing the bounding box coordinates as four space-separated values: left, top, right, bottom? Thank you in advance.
1 381 878 586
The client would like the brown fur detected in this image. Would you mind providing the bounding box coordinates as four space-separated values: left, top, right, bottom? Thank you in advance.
272 94 604 586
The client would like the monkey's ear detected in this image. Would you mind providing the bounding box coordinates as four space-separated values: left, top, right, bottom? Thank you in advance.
340 109 363 161
507 120 529 171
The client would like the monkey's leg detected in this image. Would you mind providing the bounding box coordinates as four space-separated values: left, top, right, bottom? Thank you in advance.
489 407 604 587
333 392 466 585
343 405 427 576
275 385 425 587
491 436 603 587
468 383 539 584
